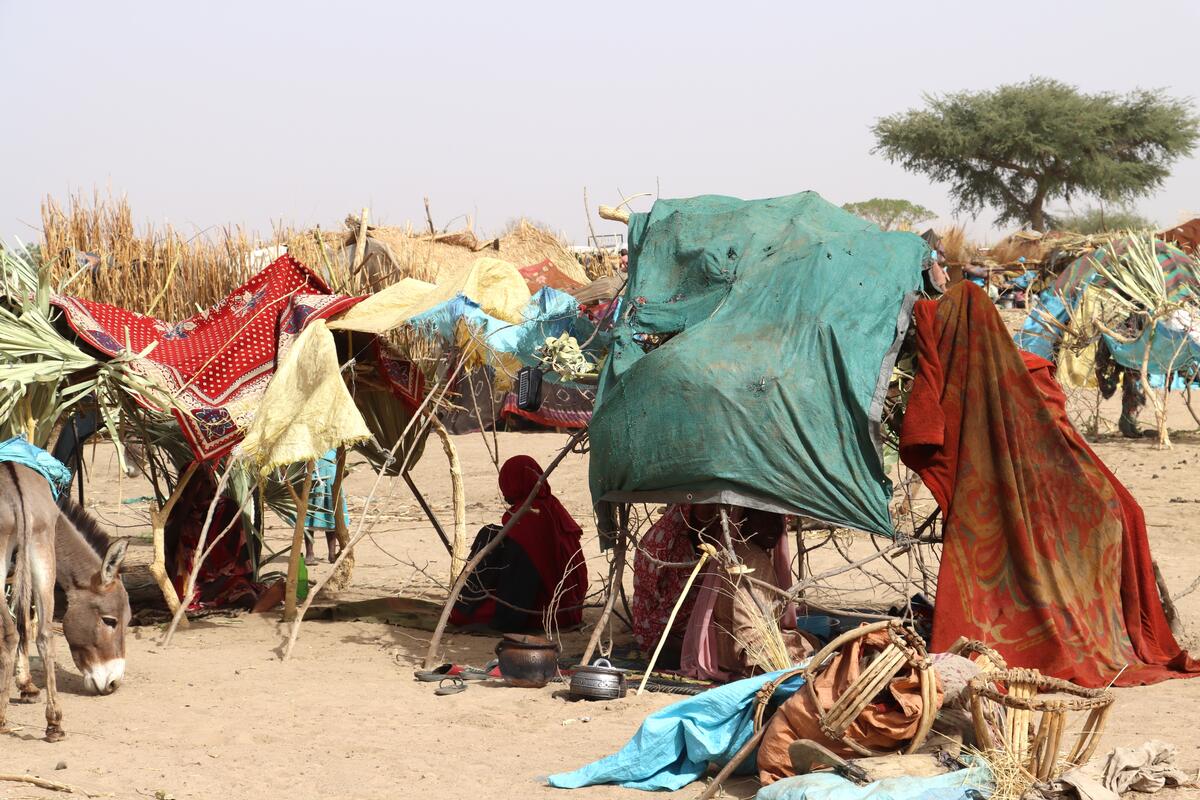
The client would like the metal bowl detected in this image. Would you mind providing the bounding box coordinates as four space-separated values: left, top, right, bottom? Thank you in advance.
494 634 560 688
569 658 627 701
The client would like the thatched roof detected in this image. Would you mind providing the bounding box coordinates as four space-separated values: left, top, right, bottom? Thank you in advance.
293 217 590 291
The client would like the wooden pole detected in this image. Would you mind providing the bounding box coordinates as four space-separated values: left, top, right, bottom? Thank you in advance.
423 196 436 235
349 207 369 280
1153 559 1184 638
694 727 769 800
580 506 628 666
325 447 355 592
148 461 199 620
402 472 453 555
637 544 714 695
161 464 236 645
430 416 467 584
283 461 316 623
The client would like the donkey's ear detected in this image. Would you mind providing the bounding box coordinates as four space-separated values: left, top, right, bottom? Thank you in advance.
100 538 129 586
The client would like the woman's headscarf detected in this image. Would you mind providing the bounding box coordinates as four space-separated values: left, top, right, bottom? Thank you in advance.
498 455 587 628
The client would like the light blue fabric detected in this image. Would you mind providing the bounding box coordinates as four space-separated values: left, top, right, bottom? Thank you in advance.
0 436 72 499
1013 289 1068 360
756 762 992 800
306 450 348 529
277 450 350 531
1009 271 1034 290
548 668 806 792
407 286 587 368
1103 323 1200 378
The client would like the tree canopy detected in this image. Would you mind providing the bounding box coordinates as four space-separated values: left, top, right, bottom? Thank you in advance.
872 78 1199 231
841 198 935 230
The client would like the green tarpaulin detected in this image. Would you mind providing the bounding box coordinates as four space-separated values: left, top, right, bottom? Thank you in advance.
588 192 926 536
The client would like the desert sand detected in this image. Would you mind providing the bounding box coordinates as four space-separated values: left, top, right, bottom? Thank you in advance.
2 397 1200 799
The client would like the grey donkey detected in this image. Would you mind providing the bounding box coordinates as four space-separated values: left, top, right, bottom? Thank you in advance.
2 464 129 741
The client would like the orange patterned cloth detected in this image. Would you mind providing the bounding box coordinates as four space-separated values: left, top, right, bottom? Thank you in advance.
901 282 1199 687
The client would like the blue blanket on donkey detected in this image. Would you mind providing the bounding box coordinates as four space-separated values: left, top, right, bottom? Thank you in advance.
0 436 72 499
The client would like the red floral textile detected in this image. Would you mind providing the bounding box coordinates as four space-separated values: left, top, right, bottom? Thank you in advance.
632 505 698 651
518 259 584 293
167 465 261 610
53 256 362 461
900 282 1199 687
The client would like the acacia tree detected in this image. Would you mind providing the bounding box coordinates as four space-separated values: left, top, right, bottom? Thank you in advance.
872 78 1199 231
841 198 935 230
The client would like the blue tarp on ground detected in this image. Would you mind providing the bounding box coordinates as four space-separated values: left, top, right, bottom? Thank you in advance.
756 764 992 800
548 669 806 792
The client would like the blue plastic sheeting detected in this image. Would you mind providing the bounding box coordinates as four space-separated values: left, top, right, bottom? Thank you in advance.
407 287 585 361
0 436 72 498
548 668 806 792
756 763 992 800
1013 289 1068 360
1105 323 1200 380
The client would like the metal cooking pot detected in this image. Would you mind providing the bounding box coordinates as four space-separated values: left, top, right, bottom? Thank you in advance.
569 658 627 701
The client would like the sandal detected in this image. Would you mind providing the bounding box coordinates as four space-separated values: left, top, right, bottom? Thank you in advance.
459 659 499 681
414 664 454 682
435 676 466 696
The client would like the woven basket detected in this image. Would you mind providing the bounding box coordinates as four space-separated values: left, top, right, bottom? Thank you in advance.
947 637 1008 672
966 668 1114 781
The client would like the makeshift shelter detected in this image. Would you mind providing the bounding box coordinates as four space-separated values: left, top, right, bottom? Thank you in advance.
322 216 591 291
589 191 927 535
1016 237 1200 374
333 256 607 432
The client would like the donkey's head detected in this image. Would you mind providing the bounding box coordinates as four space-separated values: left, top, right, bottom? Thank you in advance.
58 503 131 695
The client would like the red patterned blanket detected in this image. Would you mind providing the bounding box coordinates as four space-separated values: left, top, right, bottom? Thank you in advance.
53 255 362 461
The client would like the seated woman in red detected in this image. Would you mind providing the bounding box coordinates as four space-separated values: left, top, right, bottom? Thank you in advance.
451 455 588 632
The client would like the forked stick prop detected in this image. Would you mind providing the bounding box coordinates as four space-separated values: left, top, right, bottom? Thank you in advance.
636 542 717 695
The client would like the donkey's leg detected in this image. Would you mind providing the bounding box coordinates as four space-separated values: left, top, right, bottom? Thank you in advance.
32 553 64 741
0 578 16 732
14 602 40 702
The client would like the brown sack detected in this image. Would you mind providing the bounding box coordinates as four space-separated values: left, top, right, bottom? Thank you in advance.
757 629 943 785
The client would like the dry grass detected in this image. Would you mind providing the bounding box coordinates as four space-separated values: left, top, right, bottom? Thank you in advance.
302 215 592 292
37 193 595 320
973 747 1035 800
938 225 977 265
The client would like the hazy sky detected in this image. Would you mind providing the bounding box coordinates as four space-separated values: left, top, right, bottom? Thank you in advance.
3 0 1198 248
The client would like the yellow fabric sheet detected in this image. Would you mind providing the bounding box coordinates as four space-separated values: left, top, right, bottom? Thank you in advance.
328 257 532 334
236 320 371 472
1060 286 1099 388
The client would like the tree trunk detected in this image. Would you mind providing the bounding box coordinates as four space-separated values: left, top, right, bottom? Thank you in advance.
1028 183 1049 231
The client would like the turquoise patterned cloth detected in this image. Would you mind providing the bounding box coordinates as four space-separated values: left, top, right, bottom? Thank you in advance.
278 450 349 530
0 435 73 499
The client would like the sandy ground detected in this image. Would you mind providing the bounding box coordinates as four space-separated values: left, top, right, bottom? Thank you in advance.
4 396 1200 798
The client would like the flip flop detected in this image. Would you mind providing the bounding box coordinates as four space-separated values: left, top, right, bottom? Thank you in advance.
414 664 454 682
435 677 466 696
459 659 499 681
